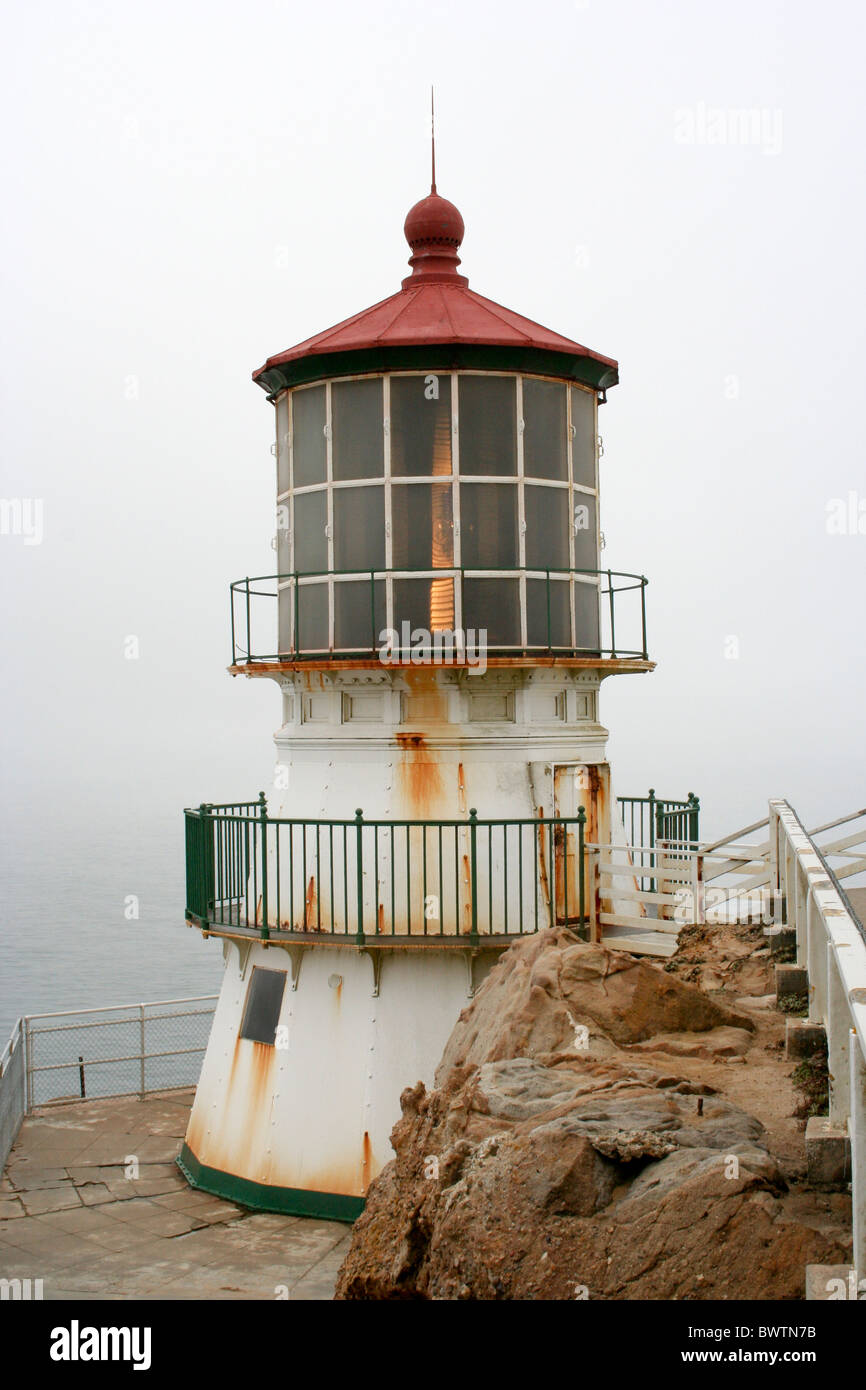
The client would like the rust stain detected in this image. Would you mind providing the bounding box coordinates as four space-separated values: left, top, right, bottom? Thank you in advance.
377 903 385 934
304 874 318 929
395 730 445 816
361 1131 373 1191
537 809 552 913
461 852 472 933
457 761 467 816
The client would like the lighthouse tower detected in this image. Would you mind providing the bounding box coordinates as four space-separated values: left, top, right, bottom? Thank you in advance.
180 171 653 1219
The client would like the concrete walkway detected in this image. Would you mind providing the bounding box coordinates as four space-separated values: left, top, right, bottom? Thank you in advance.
0 1089 350 1300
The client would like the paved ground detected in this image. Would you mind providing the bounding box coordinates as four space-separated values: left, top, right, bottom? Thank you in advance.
0 1089 351 1300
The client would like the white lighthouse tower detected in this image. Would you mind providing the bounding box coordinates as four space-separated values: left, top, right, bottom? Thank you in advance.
180 170 653 1218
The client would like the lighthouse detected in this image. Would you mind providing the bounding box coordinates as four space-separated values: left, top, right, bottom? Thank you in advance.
180 167 653 1219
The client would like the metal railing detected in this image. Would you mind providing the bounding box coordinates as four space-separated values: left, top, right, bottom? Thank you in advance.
0 997 218 1170
617 790 700 890
186 798 589 944
229 567 649 665
769 800 866 1277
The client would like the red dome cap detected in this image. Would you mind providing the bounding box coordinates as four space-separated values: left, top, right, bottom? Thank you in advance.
402 190 468 287
404 192 465 248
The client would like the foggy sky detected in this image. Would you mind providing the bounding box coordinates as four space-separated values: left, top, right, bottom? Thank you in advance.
2 0 864 846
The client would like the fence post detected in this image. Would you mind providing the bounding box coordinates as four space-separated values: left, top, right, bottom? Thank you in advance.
688 794 700 845
648 788 657 893
469 809 479 947
259 791 269 941
139 1005 146 1100
355 809 366 945
588 848 601 943
577 806 587 940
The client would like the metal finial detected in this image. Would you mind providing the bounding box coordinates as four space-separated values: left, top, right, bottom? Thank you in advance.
431 86 436 194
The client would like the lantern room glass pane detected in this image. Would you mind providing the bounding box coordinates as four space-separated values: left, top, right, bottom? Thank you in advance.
297 581 329 651
524 485 570 570
391 375 452 477
571 386 597 489
393 577 457 640
276 396 290 494
459 483 518 569
458 376 517 476
292 385 326 488
391 483 454 570
574 580 601 653
462 578 520 647
332 378 384 481
333 486 385 571
523 379 567 481
293 490 327 573
334 579 385 651
526 577 571 649
572 493 597 571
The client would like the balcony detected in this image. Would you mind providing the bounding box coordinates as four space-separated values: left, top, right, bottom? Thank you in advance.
228 566 651 672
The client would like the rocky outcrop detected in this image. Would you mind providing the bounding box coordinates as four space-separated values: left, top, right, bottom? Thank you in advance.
335 929 847 1300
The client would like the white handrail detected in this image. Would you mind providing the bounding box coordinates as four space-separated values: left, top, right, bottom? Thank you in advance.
769 798 866 1277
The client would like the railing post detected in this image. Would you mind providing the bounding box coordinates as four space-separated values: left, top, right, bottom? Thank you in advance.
607 570 617 657
577 806 587 941
294 572 300 657
469 809 479 947
258 791 269 940
370 570 376 654
640 576 647 659
199 803 214 923
355 809 366 945
139 1004 146 1100
688 794 700 846
244 579 251 664
648 788 656 893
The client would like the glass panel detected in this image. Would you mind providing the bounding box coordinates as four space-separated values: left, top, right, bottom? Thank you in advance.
390 375 452 477
526 578 571 649
277 502 291 575
458 375 517 476
572 493 597 571
297 581 329 651
523 379 567 480
574 580 601 653
393 577 457 639
334 579 385 652
293 490 327 574
240 969 287 1045
276 395 290 493
571 386 597 489
391 483 454 570
292 385 326 488
333 487 385 571
459 483 518 569
462 578 520 648
332 378 384 481
524 485 569 570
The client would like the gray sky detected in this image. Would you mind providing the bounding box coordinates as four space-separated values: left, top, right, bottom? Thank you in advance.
2 0 864 843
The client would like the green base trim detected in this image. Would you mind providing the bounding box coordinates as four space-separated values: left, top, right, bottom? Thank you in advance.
177 1142 365 1223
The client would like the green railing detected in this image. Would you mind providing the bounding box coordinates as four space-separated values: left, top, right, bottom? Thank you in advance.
617 790 701 891
229 567 649 665
185 798 588 945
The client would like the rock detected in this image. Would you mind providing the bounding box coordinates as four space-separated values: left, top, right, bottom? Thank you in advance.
335 930 846 1301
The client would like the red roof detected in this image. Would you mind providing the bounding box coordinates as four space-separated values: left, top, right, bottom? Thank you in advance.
253 189 618 391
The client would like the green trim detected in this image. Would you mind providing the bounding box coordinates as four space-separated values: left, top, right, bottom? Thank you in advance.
177 1142 364 1223
255 343 618 398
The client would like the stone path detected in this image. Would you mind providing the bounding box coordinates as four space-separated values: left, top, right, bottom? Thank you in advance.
0 1089 350 1300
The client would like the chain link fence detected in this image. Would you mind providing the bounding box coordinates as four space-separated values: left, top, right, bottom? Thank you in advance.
0 997 217 1172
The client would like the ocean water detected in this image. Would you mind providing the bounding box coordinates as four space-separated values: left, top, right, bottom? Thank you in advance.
0 804 224 1045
